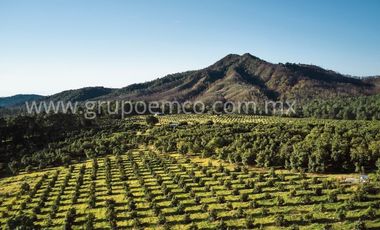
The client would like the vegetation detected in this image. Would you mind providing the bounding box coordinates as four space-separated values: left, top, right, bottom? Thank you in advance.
300 94 380 120
0 149 379 229
150 115 380 173
0 113 134 175
0 114 379 229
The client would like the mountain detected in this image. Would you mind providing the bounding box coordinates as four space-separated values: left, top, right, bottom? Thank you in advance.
2 54 380 109
101 53 379 103
0 94 44 108
44 86 115 102
364 76 380 94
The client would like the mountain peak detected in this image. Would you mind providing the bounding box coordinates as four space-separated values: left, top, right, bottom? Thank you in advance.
4 53 380 107
105 53 379 102
241 52 259 59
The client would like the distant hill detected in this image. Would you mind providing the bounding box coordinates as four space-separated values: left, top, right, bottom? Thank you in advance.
100 53 379 103
2 54 380 110
0 94 44 108
0 87 115 116
44 86 115 102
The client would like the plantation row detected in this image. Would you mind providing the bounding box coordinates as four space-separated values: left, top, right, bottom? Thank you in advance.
1 149 379 229
155 114 377 126
6 114 380 177
143 116 380 173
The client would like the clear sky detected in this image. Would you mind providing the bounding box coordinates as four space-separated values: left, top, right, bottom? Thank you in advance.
0 0 379 97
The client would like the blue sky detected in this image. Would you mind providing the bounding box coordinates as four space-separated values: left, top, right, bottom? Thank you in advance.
0 0 379 96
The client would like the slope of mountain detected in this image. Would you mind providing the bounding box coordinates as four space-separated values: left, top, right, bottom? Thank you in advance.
44 86 115 102
0 94 44 108
2 54 380 109
101 53 379 103
364 76 380 94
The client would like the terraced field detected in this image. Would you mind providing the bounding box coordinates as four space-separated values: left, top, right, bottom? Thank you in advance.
1 149 379 229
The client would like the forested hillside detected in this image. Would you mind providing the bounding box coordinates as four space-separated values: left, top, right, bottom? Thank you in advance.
1 54 380 120
0 95 44 108
2 114 380 176
100 53 379 103
300 95 380 120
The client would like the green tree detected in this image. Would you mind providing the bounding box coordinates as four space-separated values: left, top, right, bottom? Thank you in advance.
146 115 159 126
6 213 37 230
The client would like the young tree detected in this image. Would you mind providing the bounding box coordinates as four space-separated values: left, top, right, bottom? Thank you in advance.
6 213 37 230
245 214 255 228
216 219 227 230
105 199 117 229
336 208 346 221
208 209 217 221
20 182 30 195
376 158 380 181
84 213 95 230
354 219 366 230
146 115 159 126
274 214 286 227
63 207 76 230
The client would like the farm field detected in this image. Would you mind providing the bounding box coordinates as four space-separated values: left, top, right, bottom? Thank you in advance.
1 147 379 229
2 0 380 229
153 114 379 125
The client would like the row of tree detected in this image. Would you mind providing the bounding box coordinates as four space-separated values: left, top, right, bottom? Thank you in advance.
146 121 380 173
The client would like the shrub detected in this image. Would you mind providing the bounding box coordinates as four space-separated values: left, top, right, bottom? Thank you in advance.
362 206 376 220
189 222 198 230
63 207 76 230
301 194 312 204
245 214 255 228
84 213 95 230
314 187 323 196
105 199 117 229
194 196 201 204
336 208 346 221
234 207 244 218
217 196 226 203
158 214 166 224
176 203 185 215
274 214 286 226
6 213 37 230
342 199 355 210
208 209 217 221
20 182 30 195
183 213 191 224
276 196 285 206
354 219 366 230
353 186 367 202
132 218 141 228
328 191 338 203
128 199 136 211
260 208 269 217
289 188 297 197
146 116 159 126
201 204 208 212
240 193 249 202
216 219 227 230
302 213 313 223
249 200 259 208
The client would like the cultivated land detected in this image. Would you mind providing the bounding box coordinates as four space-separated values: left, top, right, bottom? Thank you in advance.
1 115 380 229
1 149 379 229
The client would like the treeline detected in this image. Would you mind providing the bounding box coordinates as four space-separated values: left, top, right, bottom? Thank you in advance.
0 113 90 174
0 113 136 175
2 112 379 175
92 95 380 121
143 121 380 173
299 95 380 120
